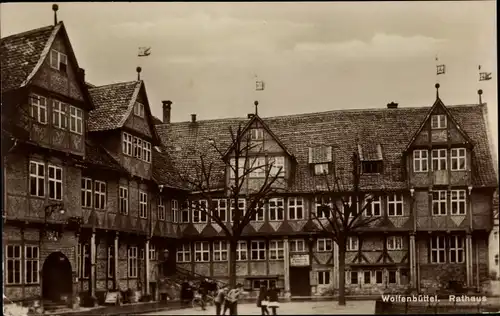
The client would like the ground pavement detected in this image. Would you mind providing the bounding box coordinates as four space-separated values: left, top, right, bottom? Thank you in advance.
141 300 376 315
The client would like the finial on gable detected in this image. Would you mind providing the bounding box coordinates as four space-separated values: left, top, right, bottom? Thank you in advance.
254 100 259 115
136 66 142 81
435 83 440 99
478 89 483 105
52 4 59 25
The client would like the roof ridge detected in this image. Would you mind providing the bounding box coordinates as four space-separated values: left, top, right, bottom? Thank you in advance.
88 80 140 90
1 24 55 42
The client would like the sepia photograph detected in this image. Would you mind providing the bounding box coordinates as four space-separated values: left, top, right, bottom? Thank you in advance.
1 1 498 315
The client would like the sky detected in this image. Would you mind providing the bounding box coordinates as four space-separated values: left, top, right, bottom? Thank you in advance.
1 1 497 153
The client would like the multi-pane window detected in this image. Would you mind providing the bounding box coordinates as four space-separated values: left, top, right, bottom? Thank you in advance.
107 247 114 278
318 271 331 285
432 149 447 171
387 236 403 250
315 196 331 219
128 247 138 278
317 238 333 252
288 197 304 220
365 195 381 217
30 94 47 124
69 106 83 134
139 191 148 218
94 180 106 210
180 201 190 223
269 198 284 221
431 114 447 129
229 158 245 179
119 187 128 214
213 241 228 261
29 161 45 197
25 245 39 284
177 243 191 262
449 236 464 263
432 191 447 216
213 199 227 222
6 245 21 285
289 239 306 253
236 241 248 261
134 102 145 117
192 200 208 223
230 199 246 222
350 271 359 284
387 194 404 216
251 241 266 260
50 49 68 72
451 190 466 215
142 141 152 163
250 200 265 222
430 236 446 263
122 133 133 156
77 243 90 279
314 163 329 175
52 100 67 129
158 197 165 220
344 196 356 217
269 240 284 260
347 236 359 251
194 241 210 262
451 148 467 171
134 138 143 160
250 128 264 141
270 156 285 177
250 157 266 178
149 244 157 261
413 150 428 172
172 200 179 223
81 178 92 208
364 271 371 284
48 165 63 200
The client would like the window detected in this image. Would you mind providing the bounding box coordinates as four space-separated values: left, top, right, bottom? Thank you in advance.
149 244 157 261
318 271 331 285
251 241 266 260
107 247 114 278
388 271 397 284
269 198 284 221
77 243 90 279
451 148 466 171
172 200 179 223
451 190 466 215
288 197 304 220
250 157 266 178
50 49 68 72
449 236 464 263
180 201 190 223
387 236 403 250
375 270 383 284
230 199 246 222
431 114 447 129
250 200 265 222
363 271 371 284
270 156 285 177
314 163 329 175
48 165 63 201
432 191 447 216
30 94 47 124
365 195 381 217
52 100 67 129
6 245 21 285
432 149 447 171
229 158 245 178
350 271 358 284
134 102 145 117
344 196 356 217
213 199 227 222
236 241 248 261
134 138 143 160
413 150 428 172
119 187 128 215
139 191 148 219
252 279 276 290
192 200 208 223
94 180 106 210
142 141 152 163
122 133 133 156
388 194 404 216
128 247 138 278
250 128 264 141
430 236 446 263
213 241 228 261
315 196 331 219
347 236 359 251
194 241 210 262
81 178 92 208
158 197 165 221
177 243 191 262
317 238 332 252
269 240 284 260
69 106 83 134
289 239 306 253
362 161 382 174
30 161 45 197
24 245 39 284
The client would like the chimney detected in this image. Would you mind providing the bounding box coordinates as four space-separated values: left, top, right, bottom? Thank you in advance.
162 100 172 123
247 113 255 119
191 114 197 123
78 68 85 82
387 102 398 109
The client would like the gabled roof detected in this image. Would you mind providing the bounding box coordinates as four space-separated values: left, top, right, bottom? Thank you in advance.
156 103 498 191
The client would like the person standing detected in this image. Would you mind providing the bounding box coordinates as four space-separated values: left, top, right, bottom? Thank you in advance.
267 283 280 315
257 282 269 315
214 285 228 316
223 283 246 315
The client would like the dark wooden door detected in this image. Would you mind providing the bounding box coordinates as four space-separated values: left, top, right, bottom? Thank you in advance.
289 267 311 296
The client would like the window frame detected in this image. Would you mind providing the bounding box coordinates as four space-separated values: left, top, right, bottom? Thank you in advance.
77 243 90 279
314 163 329 175
139 191 148 219
269 240 284 261
119 186 129 215
180 201 190 223
69 105 83 135
107 246 115 279
387 236 403 250
30 94 47 124
134 102 145 117
430 236 446 263
250 157 267 178
230 199 247 222
269 198 284 221
128 246 138 278
288 197 304 220
432 149 447 171
449 235 464 263
350 271 359 284
94 180 107 210
250 240 266 261
236 241 248 261
451 148 467 171
52 100 67 129
317 238 333 252
317 270 331 285
269 156 285 177
149 244 157 261
387 194 404 217
81 177 93 208
172 200 179 223
213 241 228 262
192 200 208 223
364 195 381 217
432 190 447 216
413 150 428 173
347 236 359 251
177 243 191 263
158 197 166 221
194 241 210 262
29 161 45 198
48 164 63 201
450 190 466 215
315 196 331 219
431 114 447 129
213 199 227 222
6 245 22 285
50 49 68 72
122 132 133 156
289 239 306 253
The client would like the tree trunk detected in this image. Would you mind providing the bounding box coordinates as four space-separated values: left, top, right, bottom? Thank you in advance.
228 238 238 288
338 244 346 306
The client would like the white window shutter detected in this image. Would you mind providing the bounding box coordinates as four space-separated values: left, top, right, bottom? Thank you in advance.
327 146 333 162
308 147 313 164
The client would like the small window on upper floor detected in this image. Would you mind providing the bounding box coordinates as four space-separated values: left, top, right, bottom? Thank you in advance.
50 49 68 73
314 163 329 175
431 114 447 129
134 102 145 118
250 128 264 141
362 161 383 174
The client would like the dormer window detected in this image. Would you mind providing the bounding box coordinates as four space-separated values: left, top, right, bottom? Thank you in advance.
314 163 329 175
250 128 264 141
134 102 145 118
362 161 383 174
358 144 383 174
309 146 333 176
50 49 67 73
431 114 447 129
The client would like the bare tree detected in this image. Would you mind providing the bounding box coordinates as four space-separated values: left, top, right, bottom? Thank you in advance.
310 152 381 305
177 124 284 287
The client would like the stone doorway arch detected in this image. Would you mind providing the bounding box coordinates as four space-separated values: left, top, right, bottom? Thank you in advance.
42 252 73 302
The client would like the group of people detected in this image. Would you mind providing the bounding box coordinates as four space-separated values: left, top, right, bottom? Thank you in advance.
256 282 280 315
180 278 218 309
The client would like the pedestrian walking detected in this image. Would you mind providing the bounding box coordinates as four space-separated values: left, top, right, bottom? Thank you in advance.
257 282 269 315
267 283 280 315
214 285 228 316
223 283 246 315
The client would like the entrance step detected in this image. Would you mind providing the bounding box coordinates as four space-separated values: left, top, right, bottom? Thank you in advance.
43 300 69 313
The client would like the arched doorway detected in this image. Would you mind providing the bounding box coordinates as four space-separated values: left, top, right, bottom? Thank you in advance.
42 252 73 302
